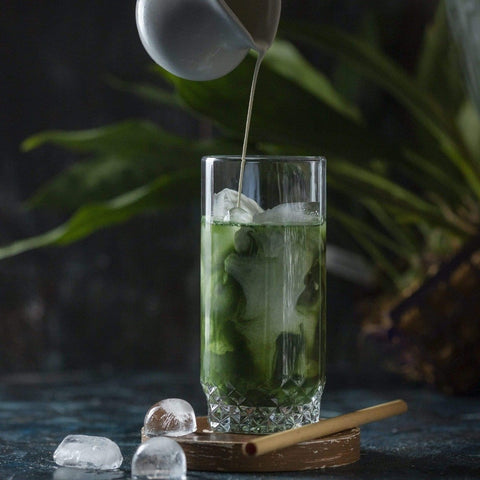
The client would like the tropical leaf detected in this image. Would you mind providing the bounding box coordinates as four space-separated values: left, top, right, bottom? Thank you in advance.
363 199 419 254
280 20 480 197
29 154 173 212
263 40 362 122
457 100 480 161
331 204 412 257
105 75 181 108
401 149 471 210
22 120 183 158
330 205 404 284
417 2 465 114
328 160 465 235
156 53 404 165
24 121 239 211
412 1 467 172
331 9 383 107
0 169 198 261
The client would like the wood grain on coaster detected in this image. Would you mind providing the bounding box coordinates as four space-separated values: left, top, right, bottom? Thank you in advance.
141 416 360 472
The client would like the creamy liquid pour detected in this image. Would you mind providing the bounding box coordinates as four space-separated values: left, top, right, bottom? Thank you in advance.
236 50 266 208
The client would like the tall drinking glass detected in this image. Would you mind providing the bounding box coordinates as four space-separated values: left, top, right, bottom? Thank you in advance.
201 156 326 434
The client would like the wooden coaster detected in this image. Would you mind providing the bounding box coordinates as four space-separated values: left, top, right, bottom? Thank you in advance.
141 417 360 472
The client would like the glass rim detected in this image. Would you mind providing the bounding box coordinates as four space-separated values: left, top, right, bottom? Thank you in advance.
202 155 326 164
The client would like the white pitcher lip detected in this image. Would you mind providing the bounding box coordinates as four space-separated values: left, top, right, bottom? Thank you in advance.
216 0 281 52
216 0 257 49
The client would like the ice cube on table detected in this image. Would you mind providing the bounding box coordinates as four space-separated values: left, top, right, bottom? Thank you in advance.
254 202 321 225
53 435 123 470
131 437 186 480
53 467 124 480
212 188 263 221
144 398 196 437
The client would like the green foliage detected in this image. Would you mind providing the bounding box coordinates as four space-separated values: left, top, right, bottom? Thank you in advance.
0 169 197 260
22 120 235 212
159 52 398 163
2 1 479 291
280 19 480 198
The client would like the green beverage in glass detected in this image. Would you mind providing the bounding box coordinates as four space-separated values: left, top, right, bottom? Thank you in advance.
201 156 326 434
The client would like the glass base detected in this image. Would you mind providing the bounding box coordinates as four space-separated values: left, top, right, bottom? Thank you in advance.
203 383 323 434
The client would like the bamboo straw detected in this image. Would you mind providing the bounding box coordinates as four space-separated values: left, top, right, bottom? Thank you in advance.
243 399 407 457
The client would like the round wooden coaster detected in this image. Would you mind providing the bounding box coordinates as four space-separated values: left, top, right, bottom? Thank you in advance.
141 417 360 472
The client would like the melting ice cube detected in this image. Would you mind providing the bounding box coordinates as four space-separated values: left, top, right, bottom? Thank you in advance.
53 467 124 480
131 437 186 480
212 188 263 222
144 398 196 437
254 202 321 225
225 206 253 224
53 435 123 470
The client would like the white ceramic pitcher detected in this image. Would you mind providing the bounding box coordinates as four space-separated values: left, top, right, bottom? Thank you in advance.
136 0 281 81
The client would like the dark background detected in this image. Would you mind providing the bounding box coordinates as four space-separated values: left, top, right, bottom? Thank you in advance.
0 0 437 375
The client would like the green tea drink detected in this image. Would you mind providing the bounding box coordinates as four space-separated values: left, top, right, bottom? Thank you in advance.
201 207 326 433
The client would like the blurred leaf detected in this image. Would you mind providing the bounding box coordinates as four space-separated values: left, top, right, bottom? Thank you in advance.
401 149 470 209
28 154 176 212
258 142 468 237
332 9 383 105
105 75 181 108
331 204 412 257
417 2 465 114
457 100 480 160
29 155 159 211
414 1 467 170
0 169 198 261
328 160 464 235
363 199 419 253
264 40 362 122
25 122 239 211
157 54 403 165
330 205 404 284
22 120 183 158
281 20 480 197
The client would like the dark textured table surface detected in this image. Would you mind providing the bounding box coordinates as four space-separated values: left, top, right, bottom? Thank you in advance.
1 370 479 479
